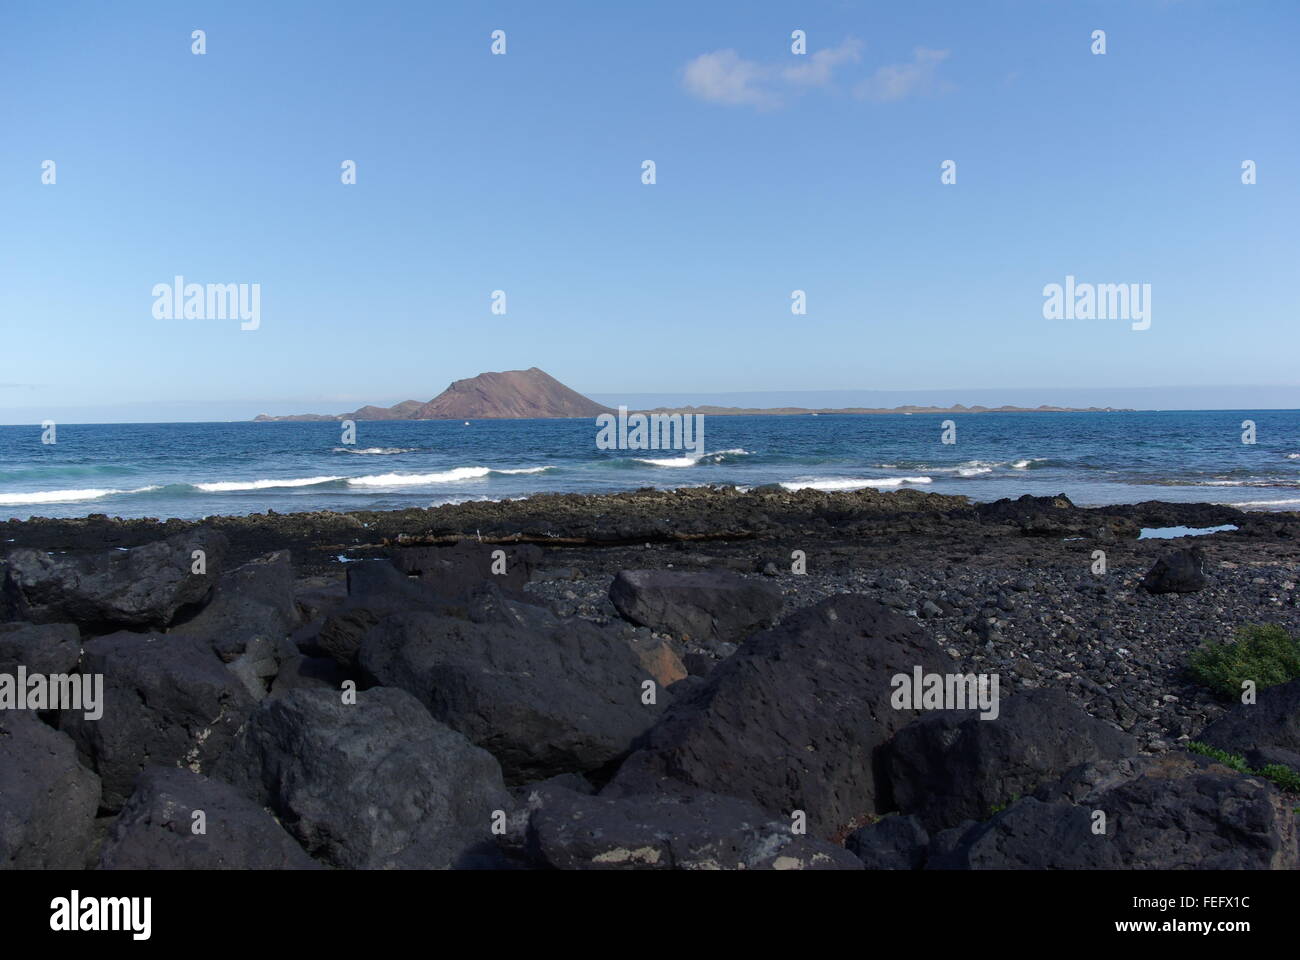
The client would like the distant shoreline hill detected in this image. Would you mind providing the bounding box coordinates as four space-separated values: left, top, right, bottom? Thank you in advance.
254 368 616 422
253 368 1134 421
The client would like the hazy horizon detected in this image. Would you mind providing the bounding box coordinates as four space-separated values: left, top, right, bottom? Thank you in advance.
3 381 1300 424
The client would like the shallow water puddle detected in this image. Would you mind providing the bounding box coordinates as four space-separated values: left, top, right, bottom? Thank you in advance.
1138 524 1238 540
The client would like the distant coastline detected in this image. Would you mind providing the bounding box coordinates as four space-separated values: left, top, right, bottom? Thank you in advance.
252 366 1135 422
611 404 1134 417
255 405 1133 422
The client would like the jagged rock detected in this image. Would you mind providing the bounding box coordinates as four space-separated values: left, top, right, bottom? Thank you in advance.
314 561 460 669
526 785 861 870
216 687 510 869
99 766 318 869
0 711 101 868
885 688 1137 831
2 529 226 628
170 551 300 660
1197 677 1300 771
975 494 1140 539
605 595 957 838
0 622 81 675
268 655 350 697
359 598 663 783
1140 547 1208 594
933 754 1298 869
629 636 688 687
846 814 930 870
390 542 542 600
608 569 783 643
61 632 255 812
292 576 348 622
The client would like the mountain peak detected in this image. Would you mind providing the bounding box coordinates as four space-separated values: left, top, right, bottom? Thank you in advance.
253 368 613 421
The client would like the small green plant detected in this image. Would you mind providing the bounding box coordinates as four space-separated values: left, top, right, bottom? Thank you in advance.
989 793 1021 816
1187 741 1300 793
1260 764 1300 793
1186 623 1300 700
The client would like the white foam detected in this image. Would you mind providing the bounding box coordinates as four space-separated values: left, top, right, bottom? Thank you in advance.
1225 498 1300 508
332 447 415 455
780 476 932 492
635 455 698 467
493 466 552 475
0 485 159 505
194 476 341 492
348 467 491 486
1197 480 1290 487
634 448 749 467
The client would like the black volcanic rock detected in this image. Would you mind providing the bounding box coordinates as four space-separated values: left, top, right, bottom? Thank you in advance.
932 754 1298 870
0 622 81 676
0 711 101 869
99 767 318 870
358 598 664 783
1197 677 1300 771
975 494 1139 539
170 551 300 661
390 542 542 600
169 550 302 700
216 687 510 869
1140 547 1209 594
61 632 256 811
609 569 784 644
3 529 226 629
884 688 1137 831
313 560 463 670
604 595 957 838
846 814 930 870
525 785 861 870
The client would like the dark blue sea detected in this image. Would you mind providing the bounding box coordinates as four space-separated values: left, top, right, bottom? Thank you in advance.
1 411 1297 521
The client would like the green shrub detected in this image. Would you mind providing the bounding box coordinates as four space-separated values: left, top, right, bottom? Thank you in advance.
1186 740 1249 772
1186 741 1300 794
1260 764 1300 794
1186 623 1300 700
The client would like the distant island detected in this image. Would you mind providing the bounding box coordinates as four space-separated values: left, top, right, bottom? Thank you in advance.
255 368 614 421
253 368 1134 421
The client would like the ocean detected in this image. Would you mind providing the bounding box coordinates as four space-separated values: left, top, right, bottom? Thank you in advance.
1 410 1297 521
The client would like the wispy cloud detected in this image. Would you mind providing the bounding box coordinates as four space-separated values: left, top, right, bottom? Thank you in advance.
682 49 782 109
682 38 865 110
780 38 863 87
854 47 951 102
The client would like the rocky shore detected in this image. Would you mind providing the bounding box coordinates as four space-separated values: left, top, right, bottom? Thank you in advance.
3 486 1299 869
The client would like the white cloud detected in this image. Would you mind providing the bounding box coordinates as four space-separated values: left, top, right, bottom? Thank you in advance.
854 47 951 102
682 49 782 109
780 38 863 87
682 38 864 110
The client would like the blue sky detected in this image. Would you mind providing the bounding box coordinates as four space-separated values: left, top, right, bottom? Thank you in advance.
1 0 1297 422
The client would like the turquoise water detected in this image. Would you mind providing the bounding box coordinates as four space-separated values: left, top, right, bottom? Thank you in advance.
0 411 1297 520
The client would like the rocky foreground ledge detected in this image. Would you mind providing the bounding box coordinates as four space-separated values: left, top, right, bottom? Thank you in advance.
2 487 1299 870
